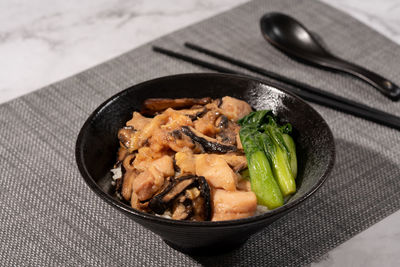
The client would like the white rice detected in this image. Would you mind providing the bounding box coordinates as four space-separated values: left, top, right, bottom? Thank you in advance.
111 166 122 180
155 211 172 219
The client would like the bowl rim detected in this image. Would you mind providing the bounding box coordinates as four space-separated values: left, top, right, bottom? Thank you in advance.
75 72 335 227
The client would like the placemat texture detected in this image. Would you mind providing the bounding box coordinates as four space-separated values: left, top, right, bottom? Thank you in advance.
1 0 400 266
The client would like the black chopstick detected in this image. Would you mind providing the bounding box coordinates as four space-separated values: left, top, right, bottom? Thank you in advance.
153 46 239 75
184 42 392 118
152 46 400 130
152 47 321 100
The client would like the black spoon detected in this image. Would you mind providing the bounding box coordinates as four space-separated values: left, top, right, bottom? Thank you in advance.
260 12 400 100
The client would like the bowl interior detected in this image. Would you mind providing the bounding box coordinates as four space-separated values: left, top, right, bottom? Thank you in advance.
76 73 335 224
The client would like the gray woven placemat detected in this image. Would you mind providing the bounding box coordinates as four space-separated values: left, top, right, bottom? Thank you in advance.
1 0 400 266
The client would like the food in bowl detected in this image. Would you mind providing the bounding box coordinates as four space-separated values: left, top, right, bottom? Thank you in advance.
76 73 335 252
111 96 297 221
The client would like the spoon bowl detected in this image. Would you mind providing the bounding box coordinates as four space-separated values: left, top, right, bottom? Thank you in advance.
260 12 330 59
260 12 400 100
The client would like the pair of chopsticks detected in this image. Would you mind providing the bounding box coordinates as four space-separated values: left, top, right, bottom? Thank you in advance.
152 42 400 130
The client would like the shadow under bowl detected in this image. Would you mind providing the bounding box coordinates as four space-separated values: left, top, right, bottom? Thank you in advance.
75 73 335 254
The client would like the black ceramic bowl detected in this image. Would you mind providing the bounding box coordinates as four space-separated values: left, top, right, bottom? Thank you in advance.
75 73 335 254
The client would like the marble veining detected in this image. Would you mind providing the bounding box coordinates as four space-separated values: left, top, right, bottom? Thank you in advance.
1 0 400 266
324 0 400 43
0 0 248 103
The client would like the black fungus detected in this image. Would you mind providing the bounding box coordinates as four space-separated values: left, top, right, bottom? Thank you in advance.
181 126 237 154
171 130 182 139
216 115 229 129
188 108 208 121
148 175 211 221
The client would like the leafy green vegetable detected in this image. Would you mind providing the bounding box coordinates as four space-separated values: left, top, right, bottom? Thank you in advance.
239 110 298 207
240 127 283 209
238 110 270 127
259 129 296 196
283 133 297 179
262 119 296 196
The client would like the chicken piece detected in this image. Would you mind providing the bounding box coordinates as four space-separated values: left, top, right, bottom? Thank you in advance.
162 108 193 131
175 149 196 175
128 113 169 152
211 189 257 221
194 110 220 137
148 127 169 152
179 151 246 174
132 155 174 201
220 96 252 121
133 147 165 172
195 154 237 191
217 153 247 172
132 170 161 201
147 109 194 152
128 108 194 152
126 112 151 130
150 155 175 177
237 179 252 192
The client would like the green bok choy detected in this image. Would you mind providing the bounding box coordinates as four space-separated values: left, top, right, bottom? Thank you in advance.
239 110 297 209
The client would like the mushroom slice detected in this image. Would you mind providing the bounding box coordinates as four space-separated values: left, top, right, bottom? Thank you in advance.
172 194 193 220
177 107 208 121
215 114 229 129
215 115 240 146
149 175 211 221
181 126 237 154
141 97 212 115
118 126 135 148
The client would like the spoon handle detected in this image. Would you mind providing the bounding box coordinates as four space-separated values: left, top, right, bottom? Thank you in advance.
320 56 400 100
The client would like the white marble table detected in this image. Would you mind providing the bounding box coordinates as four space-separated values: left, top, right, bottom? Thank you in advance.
1 0 399 266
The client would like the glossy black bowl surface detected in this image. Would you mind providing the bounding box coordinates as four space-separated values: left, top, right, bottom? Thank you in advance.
75 73 335 254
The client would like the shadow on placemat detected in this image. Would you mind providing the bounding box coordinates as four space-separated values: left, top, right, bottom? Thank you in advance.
188 139 400 266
